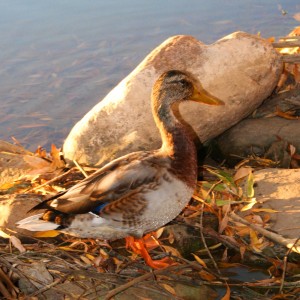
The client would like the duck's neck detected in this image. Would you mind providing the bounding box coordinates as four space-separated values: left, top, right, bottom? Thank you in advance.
153 101 197 188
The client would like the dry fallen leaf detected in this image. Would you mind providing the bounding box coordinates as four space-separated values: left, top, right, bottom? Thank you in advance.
219 213 229 234
10 236 26 253
221 284 231 300
251 208 278 213
241 198 257 211
233 167 253 183
34 230 61 238
162 245 182 258
155 227 164 239
199 270 216 281
160 283 176 296
50 144 65 169
80 255 93 265
192 253 207 268
0 230 26 253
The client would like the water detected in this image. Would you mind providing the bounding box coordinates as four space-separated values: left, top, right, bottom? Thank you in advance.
0 0 299 150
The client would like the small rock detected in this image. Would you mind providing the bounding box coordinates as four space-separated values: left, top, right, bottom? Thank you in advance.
63 32 282 166
253 168 300 239
215 88 300 166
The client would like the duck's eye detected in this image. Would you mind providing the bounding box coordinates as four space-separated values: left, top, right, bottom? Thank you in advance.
178 79 189 87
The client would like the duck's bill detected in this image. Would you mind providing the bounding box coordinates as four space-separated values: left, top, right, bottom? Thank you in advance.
190 85 224 106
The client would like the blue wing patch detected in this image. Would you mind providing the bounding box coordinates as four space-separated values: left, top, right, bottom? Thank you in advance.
91 203 108 214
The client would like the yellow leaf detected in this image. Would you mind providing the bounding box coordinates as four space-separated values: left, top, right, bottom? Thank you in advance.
168 232 175 244
100 248 109 258
0 181 22 190
0 229 10 239
246 172 255 198
33 230 61 237
251 208 278 213
85 253 95 261
58 246 79 252
249 229 259 245
192 253 207 268
155 227 164 239
80 255 92 265
241 198 257 211
162 245 182 258
160 283 176 295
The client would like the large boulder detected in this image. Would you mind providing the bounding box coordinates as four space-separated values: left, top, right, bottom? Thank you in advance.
63 32 282 166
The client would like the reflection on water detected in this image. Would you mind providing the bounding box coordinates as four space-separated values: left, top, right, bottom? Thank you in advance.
0 0 299 149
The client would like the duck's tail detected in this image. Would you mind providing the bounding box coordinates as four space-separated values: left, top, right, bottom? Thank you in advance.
16 213 60 231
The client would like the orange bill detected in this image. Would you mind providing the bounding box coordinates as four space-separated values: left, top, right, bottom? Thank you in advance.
190 84 224 106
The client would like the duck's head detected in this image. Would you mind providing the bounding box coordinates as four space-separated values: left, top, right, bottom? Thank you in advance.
152 70 224 107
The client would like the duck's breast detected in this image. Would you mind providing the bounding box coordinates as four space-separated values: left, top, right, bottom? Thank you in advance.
140 171 194 232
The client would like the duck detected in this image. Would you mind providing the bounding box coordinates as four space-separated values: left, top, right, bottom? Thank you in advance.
17 70 223 268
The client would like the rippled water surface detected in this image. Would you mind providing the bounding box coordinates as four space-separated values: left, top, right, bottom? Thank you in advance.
0 0 299 149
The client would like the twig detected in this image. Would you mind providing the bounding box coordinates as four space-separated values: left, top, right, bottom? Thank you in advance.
281 54 300 63
170 255 226 281
229 212 300 253
104 265 178 300
200 203 221 275
73 160 88 178
201 226 269 265
199 180 222 275
278 36 300 41
27 278 62 297
25 168 72 192
279 237 300 294
273 41 300 48
0 279 12 299
0 267 18 294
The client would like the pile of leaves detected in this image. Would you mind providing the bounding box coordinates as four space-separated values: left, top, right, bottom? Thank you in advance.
0 143 299 299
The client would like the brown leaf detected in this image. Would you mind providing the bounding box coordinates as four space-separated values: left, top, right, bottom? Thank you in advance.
199 270 216 281
233 167 253 183
275 106 299 120
239 246 246 260
35 145 47 158
50 144 65 169
162 245 182 258
219 213 229 234
10 236 26 253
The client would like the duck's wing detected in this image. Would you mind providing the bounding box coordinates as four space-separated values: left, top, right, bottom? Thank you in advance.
31 151 168 215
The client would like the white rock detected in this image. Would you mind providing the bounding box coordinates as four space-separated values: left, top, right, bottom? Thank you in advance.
63 32 282 166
